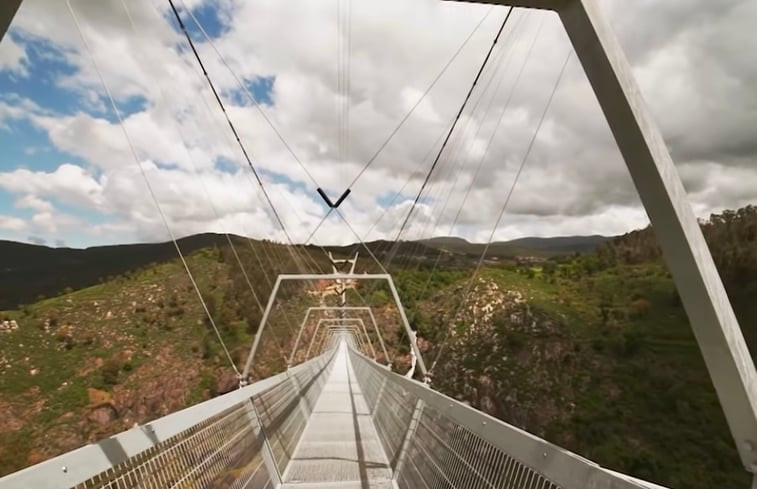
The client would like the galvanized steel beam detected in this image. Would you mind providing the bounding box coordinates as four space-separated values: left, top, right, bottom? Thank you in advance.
0 0 22 44
448 0 757 474
289 306 390 366
242 274 428 381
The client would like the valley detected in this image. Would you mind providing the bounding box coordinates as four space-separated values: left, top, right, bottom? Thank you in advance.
1 206 756 487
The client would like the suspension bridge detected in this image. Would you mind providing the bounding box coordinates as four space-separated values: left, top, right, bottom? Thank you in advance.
1 0 756 487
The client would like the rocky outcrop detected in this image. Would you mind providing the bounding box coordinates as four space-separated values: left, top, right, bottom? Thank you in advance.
0 320 18 334
87 388 119 426
213 371 238 396
88 404 118 425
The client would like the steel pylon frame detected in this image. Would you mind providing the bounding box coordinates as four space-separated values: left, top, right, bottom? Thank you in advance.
314 324 370 358
446 0 757 475
242 273 429 380
289 306 390 366
305 318 376 359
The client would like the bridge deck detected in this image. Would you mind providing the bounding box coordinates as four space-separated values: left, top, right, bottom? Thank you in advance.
282 344 394 489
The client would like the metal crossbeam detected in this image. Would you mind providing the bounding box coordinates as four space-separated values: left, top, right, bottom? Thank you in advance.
242 274 428 380
306 319 375 359
289 306 390 366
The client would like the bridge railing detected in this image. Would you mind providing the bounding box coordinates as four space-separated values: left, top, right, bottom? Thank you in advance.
0 350 336 489
348 347 667 489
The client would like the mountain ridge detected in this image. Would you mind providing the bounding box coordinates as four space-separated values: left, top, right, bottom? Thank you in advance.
0 233 608 309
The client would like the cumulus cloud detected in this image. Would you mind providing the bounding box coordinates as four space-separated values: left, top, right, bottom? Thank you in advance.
0 216 27 232
0 35 28 76
0 0 754 247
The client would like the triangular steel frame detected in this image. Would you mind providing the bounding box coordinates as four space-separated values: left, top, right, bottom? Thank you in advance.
450 0 757 475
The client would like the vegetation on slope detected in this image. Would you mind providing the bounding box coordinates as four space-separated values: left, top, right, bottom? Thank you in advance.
392 205 757 488
1 206 755 488
0 241 327 476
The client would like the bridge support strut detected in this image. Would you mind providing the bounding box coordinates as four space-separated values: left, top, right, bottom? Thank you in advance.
451 0 757 476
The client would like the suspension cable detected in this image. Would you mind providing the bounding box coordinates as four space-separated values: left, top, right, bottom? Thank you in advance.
67 0 240 376
172 0 328 277
132 0 295 367
178 0 321 190
391 21 520 273
120 0 268 309
419 14 542 297
301 8 494 246
385 8 515 269
345 0 353 168
429 50 574 373
167 0 299 251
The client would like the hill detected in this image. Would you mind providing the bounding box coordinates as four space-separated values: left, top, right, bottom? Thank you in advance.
1 232 601 309
0 234 330 310
506 235 609 253
0 240 336 476
420 234 609 257
1 207 756 486
0 234 235 309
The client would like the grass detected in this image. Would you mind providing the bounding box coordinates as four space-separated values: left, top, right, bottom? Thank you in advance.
1 241 753 487
0 247 300 476
402 259 750 488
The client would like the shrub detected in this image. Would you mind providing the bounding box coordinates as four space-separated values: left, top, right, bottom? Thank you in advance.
204 295 217 318
167 306 184 317
622 330 643 356
505 330 527 350
101 358 122 385
629 298 652 318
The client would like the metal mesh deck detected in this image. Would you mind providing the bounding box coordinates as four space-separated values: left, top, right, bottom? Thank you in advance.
0 341 666 489
282 345 393 488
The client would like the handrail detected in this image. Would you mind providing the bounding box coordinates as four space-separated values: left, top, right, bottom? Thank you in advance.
348 346 666 489
0 350 336 489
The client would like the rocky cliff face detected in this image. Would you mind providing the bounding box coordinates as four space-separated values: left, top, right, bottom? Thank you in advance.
418 278 582 438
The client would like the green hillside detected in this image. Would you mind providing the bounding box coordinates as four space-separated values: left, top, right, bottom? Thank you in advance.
1 206 756 487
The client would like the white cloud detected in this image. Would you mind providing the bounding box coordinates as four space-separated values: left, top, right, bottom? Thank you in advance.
0 215 27 232
0 35 28 76
15 195 54 213
0 164 104 209
0 0 755 248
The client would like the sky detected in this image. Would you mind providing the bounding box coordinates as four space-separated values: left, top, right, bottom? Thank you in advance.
0 0 755 249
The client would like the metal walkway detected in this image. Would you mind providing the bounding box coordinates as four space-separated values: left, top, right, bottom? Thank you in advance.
282 344 393 488
0 338 671 489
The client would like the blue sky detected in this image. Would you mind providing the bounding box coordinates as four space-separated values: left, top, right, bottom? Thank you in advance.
0 1 286 248
0 0 753 249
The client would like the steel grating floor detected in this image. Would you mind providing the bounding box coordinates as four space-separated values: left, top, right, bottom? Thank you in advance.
282 344 394 489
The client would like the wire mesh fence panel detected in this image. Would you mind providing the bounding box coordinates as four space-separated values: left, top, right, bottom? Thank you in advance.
0 352 342 489
252 352 335 475
71 402 272 489
396 404 561 489
291 354 334 415
349 348 417 469
348 348 657 489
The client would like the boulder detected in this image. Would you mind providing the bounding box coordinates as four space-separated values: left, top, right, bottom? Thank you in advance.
88 404 118 425
87 388 112 405
214 371 238 396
